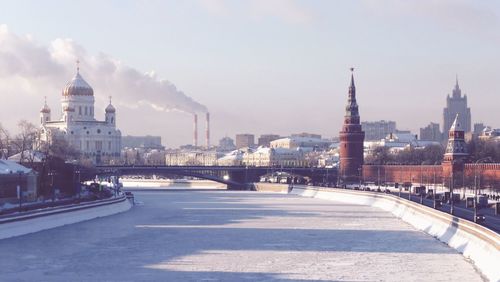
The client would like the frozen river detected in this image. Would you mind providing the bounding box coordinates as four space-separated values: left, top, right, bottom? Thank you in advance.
0 191 484 281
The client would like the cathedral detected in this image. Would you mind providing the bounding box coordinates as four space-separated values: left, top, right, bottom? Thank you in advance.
39 65 122 164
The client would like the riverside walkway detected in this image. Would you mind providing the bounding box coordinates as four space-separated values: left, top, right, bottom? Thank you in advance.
0 191 484 281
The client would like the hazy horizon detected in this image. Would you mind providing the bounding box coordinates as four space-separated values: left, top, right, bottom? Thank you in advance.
0 0 499 147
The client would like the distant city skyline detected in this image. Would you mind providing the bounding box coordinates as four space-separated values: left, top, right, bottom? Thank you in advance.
0 0 499 147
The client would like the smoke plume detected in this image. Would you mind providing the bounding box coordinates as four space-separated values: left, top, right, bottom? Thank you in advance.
0 24 207 114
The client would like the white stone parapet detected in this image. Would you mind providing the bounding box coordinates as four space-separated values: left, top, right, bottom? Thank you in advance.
290 186 500 282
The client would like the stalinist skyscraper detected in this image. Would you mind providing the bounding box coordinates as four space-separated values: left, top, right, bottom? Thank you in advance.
339 68 365 184
443 77 471 137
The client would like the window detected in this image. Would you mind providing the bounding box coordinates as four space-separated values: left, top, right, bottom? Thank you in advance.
79 106 82 115
45 117 49 121
108 141 111 150
97 129 101 134
96 141 102 151
85 106 88 115
111 117 114 124
86 141 90 150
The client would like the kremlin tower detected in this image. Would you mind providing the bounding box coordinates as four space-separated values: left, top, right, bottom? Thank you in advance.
339 68 365 184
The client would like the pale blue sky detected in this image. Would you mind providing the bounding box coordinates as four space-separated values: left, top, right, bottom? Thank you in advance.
0 0 499 147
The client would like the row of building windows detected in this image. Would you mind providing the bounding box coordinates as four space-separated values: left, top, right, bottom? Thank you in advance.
78 140 114 151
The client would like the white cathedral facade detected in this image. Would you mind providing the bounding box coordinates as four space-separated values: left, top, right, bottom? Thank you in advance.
39 67 121 164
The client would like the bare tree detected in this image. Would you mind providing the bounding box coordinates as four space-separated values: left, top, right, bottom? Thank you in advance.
11 120 38 163
0 123 12 159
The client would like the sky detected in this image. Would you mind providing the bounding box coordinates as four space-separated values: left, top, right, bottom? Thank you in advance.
0 0 499 148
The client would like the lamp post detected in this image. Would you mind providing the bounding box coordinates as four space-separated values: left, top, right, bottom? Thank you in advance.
48 170 56 202
18 171 23 210
474 157 491 223
377 165 381 190
450 160 455 216
75 169 81 199
358 167 362 189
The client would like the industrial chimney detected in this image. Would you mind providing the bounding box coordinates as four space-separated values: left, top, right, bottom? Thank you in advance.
193 114 198 147
206 112 210 149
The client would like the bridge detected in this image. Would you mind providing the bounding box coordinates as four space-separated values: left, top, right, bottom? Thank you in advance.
92 165 338 189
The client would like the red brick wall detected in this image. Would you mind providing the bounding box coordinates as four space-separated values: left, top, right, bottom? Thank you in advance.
362 163 500 189
464 163 500 189
362 165 443 185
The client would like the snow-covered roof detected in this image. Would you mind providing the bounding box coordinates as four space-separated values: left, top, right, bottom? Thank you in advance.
218 150 244 161
385 132 417 143
8 150 45 163
0 160 33 175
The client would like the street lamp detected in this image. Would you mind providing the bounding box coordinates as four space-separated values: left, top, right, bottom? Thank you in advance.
48 170 56 202
17 171 23 210
474 157 491 223
75 169 81 199
377 165 381 191
450 160 455 216
358 167 362 189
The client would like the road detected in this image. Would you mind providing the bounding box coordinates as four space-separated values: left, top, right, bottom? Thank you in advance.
0 191 485 281
388 189 500 232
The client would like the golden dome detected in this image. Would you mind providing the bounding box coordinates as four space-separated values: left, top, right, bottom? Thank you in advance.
62 72 94 96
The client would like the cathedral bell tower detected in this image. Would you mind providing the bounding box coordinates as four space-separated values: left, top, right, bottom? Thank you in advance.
40 96 51 125
339 68 365 184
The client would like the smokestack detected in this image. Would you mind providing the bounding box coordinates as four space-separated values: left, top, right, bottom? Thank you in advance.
193 114 198 147
206 112 210 149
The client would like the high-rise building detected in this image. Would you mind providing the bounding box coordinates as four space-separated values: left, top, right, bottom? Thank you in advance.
420 122 441 141
291 133 322 139
235 134 255 149
361 120 396 141
473 123 485 136
218 137 236 152
339 69 365 183
443 78 471 137
257 134 281 147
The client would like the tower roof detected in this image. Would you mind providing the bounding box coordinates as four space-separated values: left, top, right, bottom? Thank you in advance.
449 114 462 131
105 103 116 113
40 96 50 113
345 67 359 117
105 96 116 113
62 64 94 97
452 75 462 98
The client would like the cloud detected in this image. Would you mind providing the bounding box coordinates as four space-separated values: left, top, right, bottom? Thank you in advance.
0 24 208 115
199 0 229 16
249 0 313 24
198 0 313 25
362 0 500 41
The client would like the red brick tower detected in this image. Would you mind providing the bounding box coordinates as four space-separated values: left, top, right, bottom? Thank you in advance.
339 68 365 183
442 114 468 187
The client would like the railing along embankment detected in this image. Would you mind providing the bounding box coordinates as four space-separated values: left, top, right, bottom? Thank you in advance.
0 196 132 240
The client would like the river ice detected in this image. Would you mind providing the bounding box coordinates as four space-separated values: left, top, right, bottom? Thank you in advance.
0 191 484 281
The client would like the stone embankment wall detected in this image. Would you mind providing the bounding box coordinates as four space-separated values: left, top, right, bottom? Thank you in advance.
0 196 132 240
290 186 500 282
